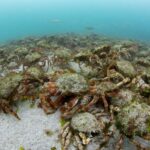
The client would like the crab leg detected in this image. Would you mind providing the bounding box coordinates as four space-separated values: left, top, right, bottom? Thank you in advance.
116 77 130 88
115 135 123 150
61 122 72 150
51 95 64 109
47 82 57 95
61 97 79 113
74 135 84 150
39 94 56 114
0 100 20 120
81 95 99 111
61 105 80 119
101 94 108 111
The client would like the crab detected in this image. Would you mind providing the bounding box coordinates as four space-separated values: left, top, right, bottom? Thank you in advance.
39 72 107 118
135 56 150 67
39 73 89 115
0 72 23 119
73 50 93 62
14 66 46 101
39 48 73 71
60 109 123 150
88 78 130 111
129 70 150 96
142 67 150 84
91 107 127 150
116 101 150 136
115 42 139 60
39 81 64 114
110 89 135 108
0 66 47 119
24 52 42 67
107 59 136 79
54 48 72 61
102 69 125 83
60 112 102 150
60 76 130 118
92 45 111 58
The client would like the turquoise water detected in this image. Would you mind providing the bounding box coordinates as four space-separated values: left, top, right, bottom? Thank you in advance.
0 0 150 43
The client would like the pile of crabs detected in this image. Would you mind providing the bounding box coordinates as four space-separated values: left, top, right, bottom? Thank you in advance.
0 34 150 150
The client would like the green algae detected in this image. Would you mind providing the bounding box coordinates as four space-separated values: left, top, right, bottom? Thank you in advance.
44 129 54 136
60 118 68 127
19 146 25 150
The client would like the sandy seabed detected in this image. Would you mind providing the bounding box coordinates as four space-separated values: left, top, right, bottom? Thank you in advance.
0 101 61 150
0 101 99 150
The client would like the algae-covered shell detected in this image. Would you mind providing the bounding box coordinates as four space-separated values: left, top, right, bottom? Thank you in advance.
119 40 137 47
74 50 92 61
36 39 51 48
25 66 45 80
71 112 100 133
116 101 150 136
56 73 88 94
116 60 136 78
142 67 150 83
0 58 5 65
96 81 117 93
54 49 72 59
69 61 98 78
93 45 110 54
14 47 28 56
8 62 18 69
0 73 23 98
111 89 134 107
25 52 41 63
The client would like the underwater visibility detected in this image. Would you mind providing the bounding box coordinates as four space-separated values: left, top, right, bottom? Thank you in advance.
0 0 150 150
0 0 150 43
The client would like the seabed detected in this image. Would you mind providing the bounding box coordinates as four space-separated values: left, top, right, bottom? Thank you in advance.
0 34 150 150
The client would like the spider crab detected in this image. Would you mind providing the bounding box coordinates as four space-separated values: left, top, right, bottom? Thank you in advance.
88 77 130 112
60 110 124 150
0 72 23 119
39 70 130 118
0 66 46 119
39 73 89 116
60 112 102 150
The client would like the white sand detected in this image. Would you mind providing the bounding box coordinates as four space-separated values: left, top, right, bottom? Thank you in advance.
0 101 99 150
0 101 61 150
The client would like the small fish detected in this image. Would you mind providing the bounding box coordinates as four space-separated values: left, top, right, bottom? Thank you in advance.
85 26 95 31
50 19 62 23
